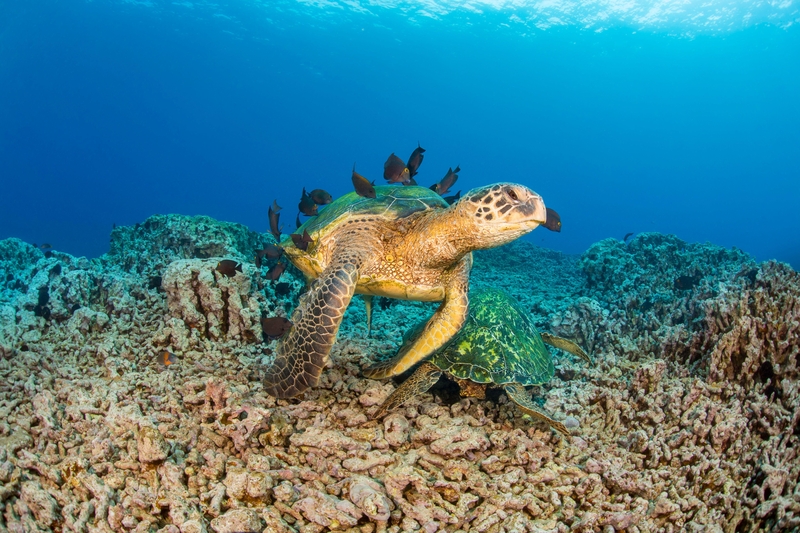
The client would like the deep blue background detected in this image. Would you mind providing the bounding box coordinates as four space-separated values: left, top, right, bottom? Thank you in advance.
1 1 799 268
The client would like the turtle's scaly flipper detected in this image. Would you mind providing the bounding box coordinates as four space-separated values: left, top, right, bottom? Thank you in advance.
541 333 593 365
373 362 441 419
503 383 570 437
363 295 373 338
363 255 472 379
264 251 367 398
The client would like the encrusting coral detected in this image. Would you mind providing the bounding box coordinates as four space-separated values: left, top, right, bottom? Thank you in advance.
0 218 797 532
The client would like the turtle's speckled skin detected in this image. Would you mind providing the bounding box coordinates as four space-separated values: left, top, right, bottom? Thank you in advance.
374 288 592 436
263 183 547 399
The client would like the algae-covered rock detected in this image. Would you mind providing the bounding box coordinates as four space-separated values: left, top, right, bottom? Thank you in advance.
0 238 102 346
19 480 59 527
209 508 263 533
162 259 264 342
580 232 755 306
103 214 274 276
137 426 170 463
548 232 760 361
472 240 584 324
0 238 43 275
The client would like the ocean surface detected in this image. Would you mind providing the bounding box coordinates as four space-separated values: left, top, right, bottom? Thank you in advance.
1 0 799 268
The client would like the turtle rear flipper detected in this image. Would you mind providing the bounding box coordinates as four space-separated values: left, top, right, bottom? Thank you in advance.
503 383 569 437
363 255 471 379
373 362 441 419
264 254 364 399
541 333 592 365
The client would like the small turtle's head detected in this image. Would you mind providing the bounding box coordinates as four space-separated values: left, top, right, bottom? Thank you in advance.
456 183 546 249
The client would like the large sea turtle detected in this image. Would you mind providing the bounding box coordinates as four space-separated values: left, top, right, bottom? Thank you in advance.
373 288 592 436
263 183 546 398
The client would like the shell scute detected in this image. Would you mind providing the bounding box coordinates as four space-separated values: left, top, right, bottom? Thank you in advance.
283 185 448 251
427 288 555 386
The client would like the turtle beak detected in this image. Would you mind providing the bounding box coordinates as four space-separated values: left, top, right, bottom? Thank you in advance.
508 189 546 231
521 192 547 226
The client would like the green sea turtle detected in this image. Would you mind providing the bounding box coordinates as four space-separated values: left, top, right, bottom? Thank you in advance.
373 288 592 436
263 183 547 398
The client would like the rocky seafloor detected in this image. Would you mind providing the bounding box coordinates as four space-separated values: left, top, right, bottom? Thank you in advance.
1 214 798 533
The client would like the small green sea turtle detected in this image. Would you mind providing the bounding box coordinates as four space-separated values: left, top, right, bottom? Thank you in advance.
373 288 592 436
263 183 547 398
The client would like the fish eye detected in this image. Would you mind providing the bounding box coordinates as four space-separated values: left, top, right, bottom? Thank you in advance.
507 189 519 201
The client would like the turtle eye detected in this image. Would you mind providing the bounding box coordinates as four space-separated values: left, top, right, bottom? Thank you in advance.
507 189 519 202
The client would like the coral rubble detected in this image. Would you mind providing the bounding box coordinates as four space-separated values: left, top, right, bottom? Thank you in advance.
0 218 797 532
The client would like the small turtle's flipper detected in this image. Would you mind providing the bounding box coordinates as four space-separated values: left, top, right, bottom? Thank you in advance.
373 362 441 419
363 255 471 379
503 382 570 437
541 333 592 365
363 295 373 338
264 254 364 398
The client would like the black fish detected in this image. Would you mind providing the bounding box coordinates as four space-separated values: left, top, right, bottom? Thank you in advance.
34 286 50 318
255 245 283 268
674 274 701 291
158 350 178 367
352 167 377 198
623 232 634 242
39 243 52 249
261 316 292 339
264 244 283 259
407 143 425 177
299 188 318 216
383 153 410 184
268 200 283 240
738 268 758 284
310 189 332 205
543 208 561 232
433 166 459 195
443 190 461 205
267 261 287 281
274 282 291 296
216 260 242 278
290 230 313 251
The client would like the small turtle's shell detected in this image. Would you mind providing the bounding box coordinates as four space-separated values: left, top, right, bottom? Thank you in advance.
424 288 554 386
280 185 448 255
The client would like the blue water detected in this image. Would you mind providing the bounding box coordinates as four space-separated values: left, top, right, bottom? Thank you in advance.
1 1 799 268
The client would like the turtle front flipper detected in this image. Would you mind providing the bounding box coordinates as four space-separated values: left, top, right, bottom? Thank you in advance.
264 251 366 399
373 362 442 419
503 382 570 437
541 333 593 365
363 254 472 380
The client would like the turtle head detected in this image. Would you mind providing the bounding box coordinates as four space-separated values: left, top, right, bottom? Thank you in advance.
456 183 547 249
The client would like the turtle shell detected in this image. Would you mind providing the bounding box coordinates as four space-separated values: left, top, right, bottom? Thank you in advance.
280 185 448 251
417 288 554 386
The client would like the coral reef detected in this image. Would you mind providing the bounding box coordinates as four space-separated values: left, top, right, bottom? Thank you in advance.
103 214 274 277
0 218 797 532
162 259 264 345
